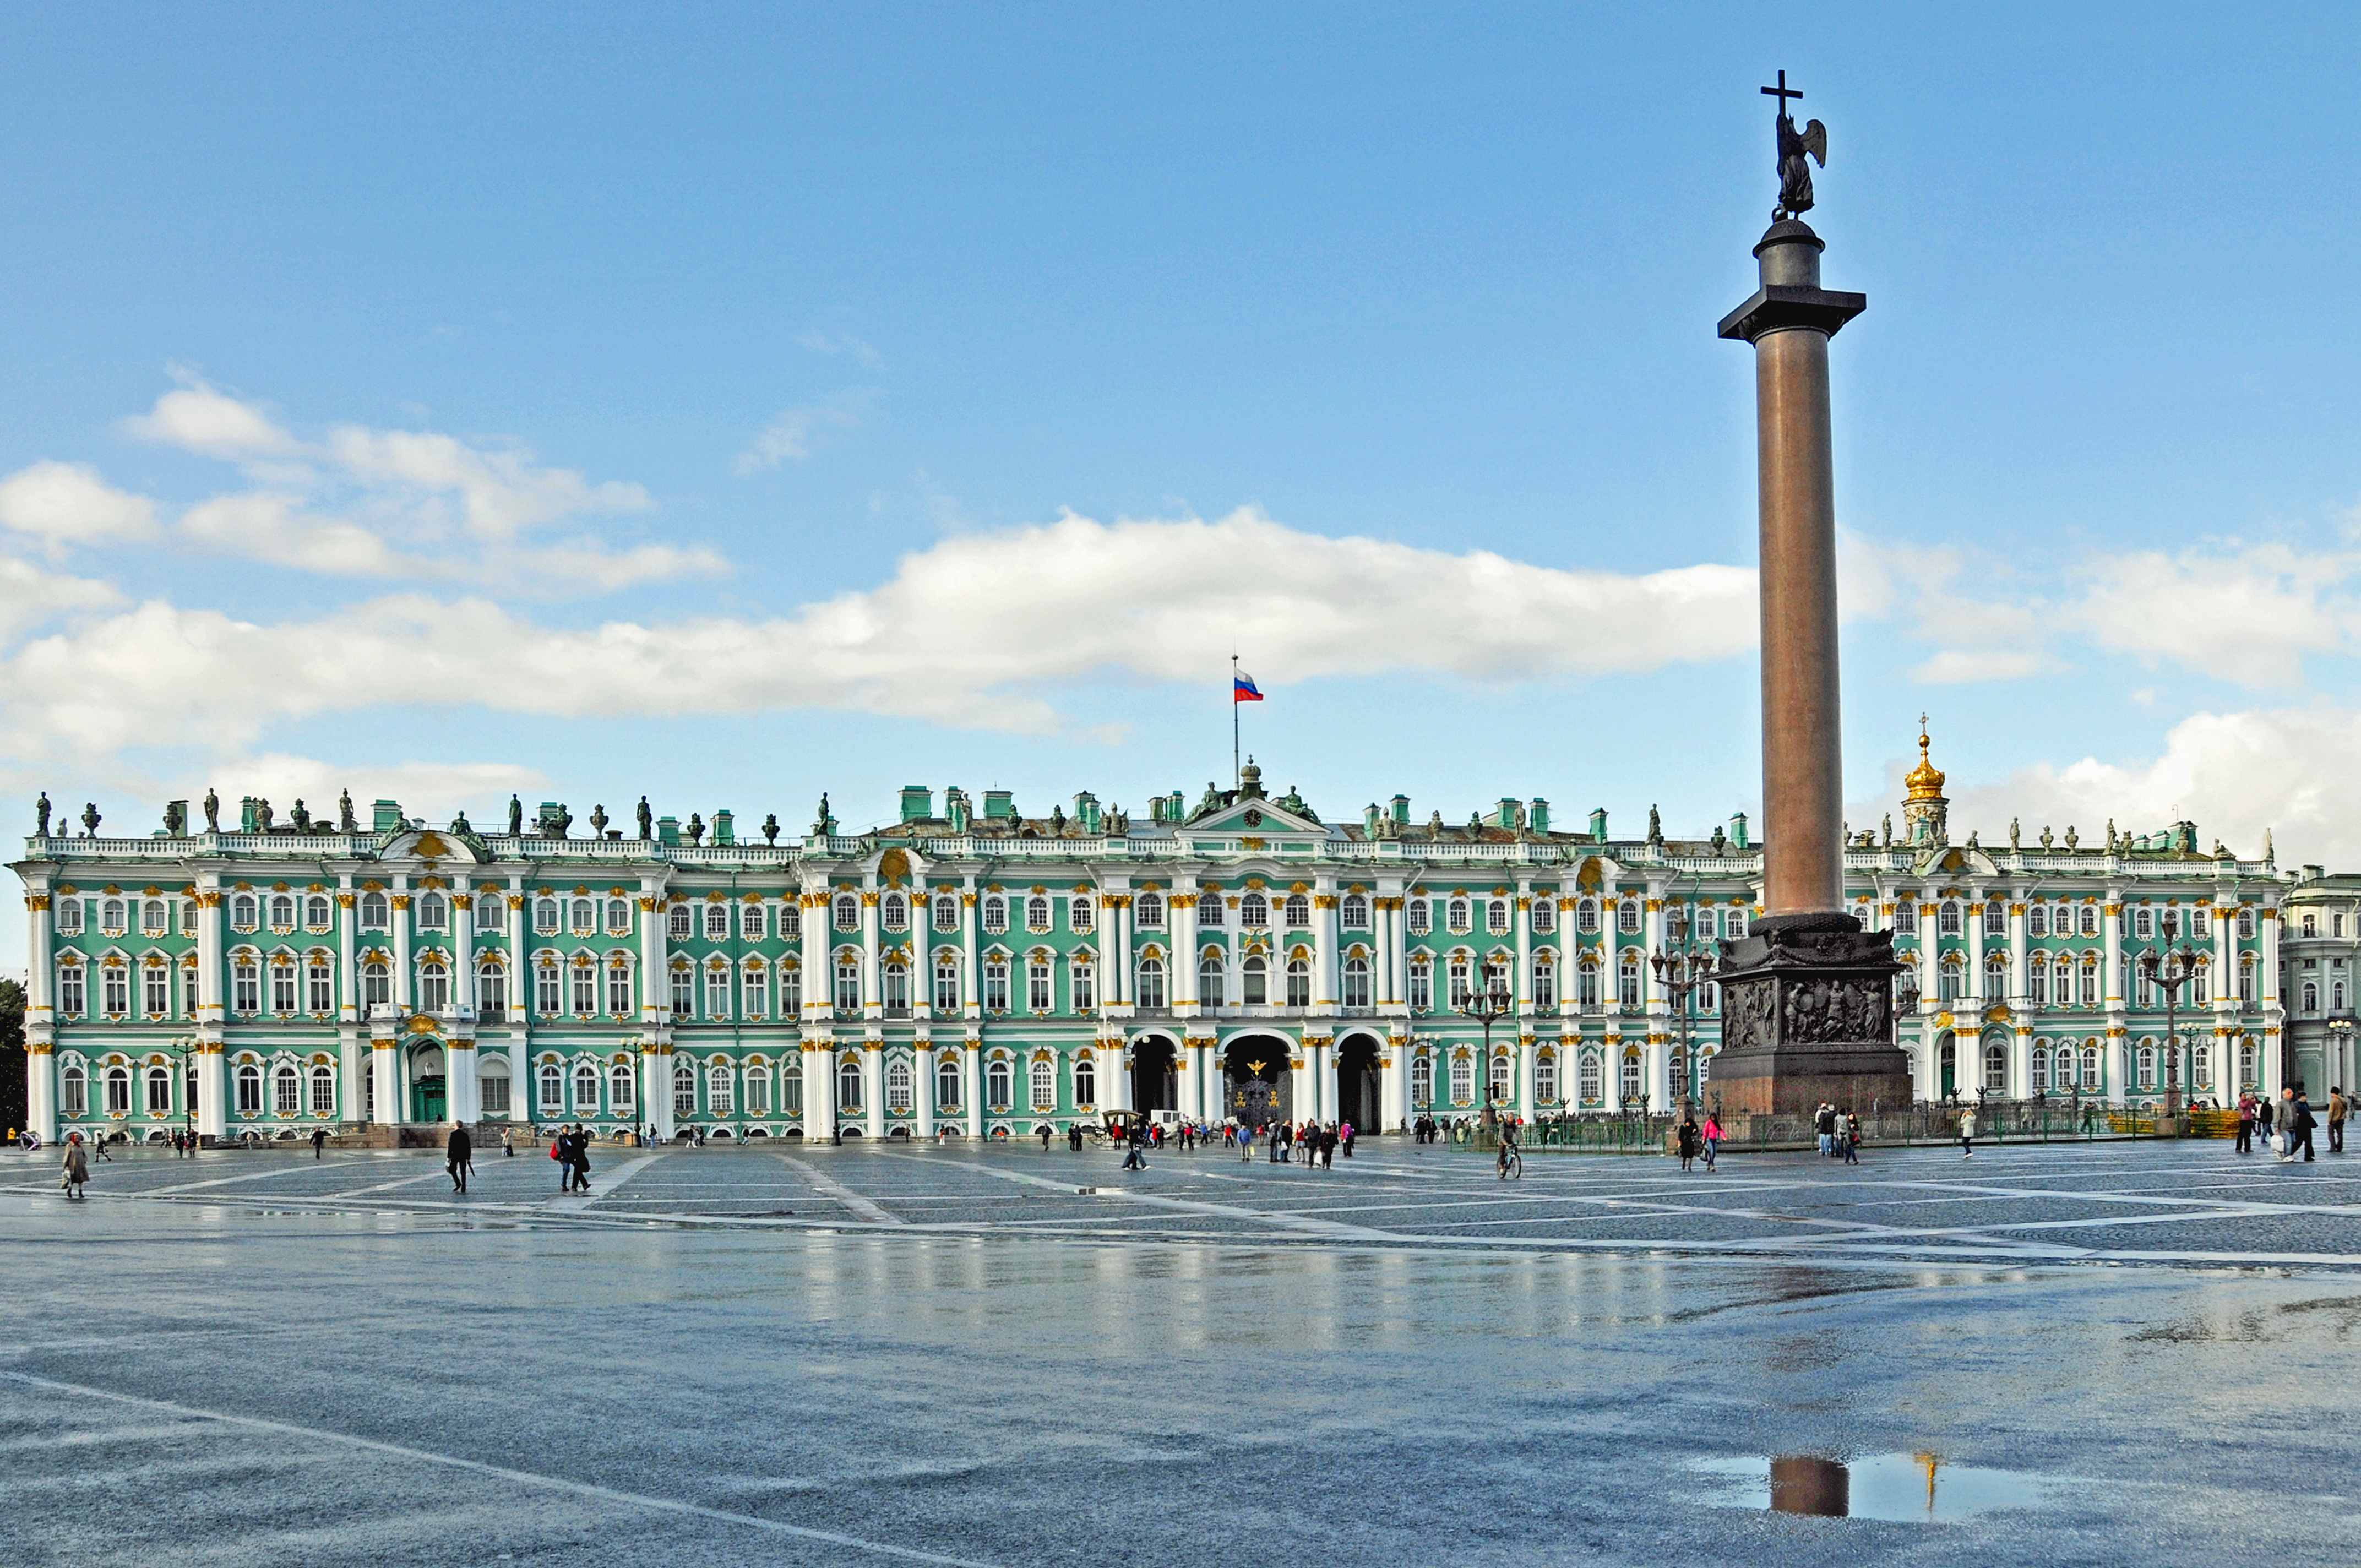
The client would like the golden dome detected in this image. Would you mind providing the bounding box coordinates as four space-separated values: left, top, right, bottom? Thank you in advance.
1905 718 1946 801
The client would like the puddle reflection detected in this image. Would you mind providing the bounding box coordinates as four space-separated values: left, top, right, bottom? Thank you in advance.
1691 1452 2059 1522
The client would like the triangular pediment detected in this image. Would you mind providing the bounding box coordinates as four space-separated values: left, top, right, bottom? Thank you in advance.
1183 799 1324 837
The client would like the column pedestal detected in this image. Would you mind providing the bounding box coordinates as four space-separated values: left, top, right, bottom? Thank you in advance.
1712 913 1911 1117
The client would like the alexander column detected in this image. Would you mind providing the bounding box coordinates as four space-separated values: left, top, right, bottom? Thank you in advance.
1710 74 1912 1119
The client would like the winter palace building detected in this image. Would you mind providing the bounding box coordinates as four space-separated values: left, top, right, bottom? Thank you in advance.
12 740 2357 1145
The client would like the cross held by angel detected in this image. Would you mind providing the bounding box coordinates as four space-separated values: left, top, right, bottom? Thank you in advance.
1762 70 1827 221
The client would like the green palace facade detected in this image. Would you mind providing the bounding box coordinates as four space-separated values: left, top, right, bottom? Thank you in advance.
11 739 2349 1146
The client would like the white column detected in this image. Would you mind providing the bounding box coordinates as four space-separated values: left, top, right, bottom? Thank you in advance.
916 1038 935 1139
1514 889 1533 1015
1313 886 1339 1010
391 879 413 1011
1917 902 1937 1013
25 888 57 1141
1380 1034 1406 1132
197 879 224 1028
808 1040 836 1140
1642 894 1665 1010
337 884 362 1119
2103 895 2125 1011
960 887 980 1026
447 1040 477 1125
863 1042 883 1140
2009 899 2029 1008
964 1042 982 1140
2261 904 2286 1097
453 887 476 1015
1517 1032 1536 1119
370 1036 399 1126
861 890 882 1020
1966 895 1985 1004
1173 895 1200 1014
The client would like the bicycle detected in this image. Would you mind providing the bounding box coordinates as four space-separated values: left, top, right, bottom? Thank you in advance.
1496 1143 1522 1180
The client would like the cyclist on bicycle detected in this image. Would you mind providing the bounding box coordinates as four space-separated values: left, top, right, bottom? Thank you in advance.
1496 1121 1521 1180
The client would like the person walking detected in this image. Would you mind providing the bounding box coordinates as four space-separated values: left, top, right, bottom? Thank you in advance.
1843 1109 1862 1166
2259 1093 2277 1155
2282 1087 2316 1164
1814 1102 1835 1157
1340 1120 1354 1158
1121 1126 1146 1172
2330 1087 2347 1155
61 1132 89 1199
1700 1112 1722 1173
312 1125 327 1159
94 1133 112 1162
570 1125 594 1193
502 1127 515 1158
447 1123 473 1193
1676 1112 1701 1174
2235 1091 2256 1155
1959 1105 1977 1159
551 1126 573 1191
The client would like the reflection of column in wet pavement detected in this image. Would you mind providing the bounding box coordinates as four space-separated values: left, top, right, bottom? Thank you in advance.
1769 1455 1848 1516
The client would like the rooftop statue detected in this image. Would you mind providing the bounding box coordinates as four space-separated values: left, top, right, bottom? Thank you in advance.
204 787 219 832
340 788 356 832
638 796 652 840
36 791 50 836
507 794 523 836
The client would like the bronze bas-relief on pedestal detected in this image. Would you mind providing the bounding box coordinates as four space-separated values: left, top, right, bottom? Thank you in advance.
1712 914 1912 1117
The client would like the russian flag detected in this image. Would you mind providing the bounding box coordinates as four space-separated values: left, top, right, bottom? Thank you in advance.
1233 670 1264 703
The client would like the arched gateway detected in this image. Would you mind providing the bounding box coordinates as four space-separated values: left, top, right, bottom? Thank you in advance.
1223 1034 1291 1130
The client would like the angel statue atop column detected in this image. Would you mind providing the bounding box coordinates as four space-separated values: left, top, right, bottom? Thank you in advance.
1775 109 1827 221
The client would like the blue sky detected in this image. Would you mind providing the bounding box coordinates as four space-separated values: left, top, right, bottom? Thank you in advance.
8 3 2361 966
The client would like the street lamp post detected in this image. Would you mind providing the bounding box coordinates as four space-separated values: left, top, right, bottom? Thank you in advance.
2137 912 2206 1127
1650 898 1720 1117
1454 967 1514 1133
164 1032 197 1151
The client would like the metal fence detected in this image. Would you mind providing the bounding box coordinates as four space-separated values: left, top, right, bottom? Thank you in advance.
1445 1098 2240 1156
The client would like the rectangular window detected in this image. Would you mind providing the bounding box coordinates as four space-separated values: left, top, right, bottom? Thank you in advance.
671 969 694 1016
707 968 732 1020
1028 961 1052 1012
610 968 635 1016
781 967 801 1015
835 962 861 1012
102 970 128 1016
1071 965 1095 1012
232 965 258 1015
573 968 597 1015
480 969 507 1016
275 1069 300 1117
537 968 562 1015
310 1069 336 1117
481 1073 510 1114
307 962 333 1013
144 969 169 1016
1408 964 1431 1011
984 962 1010 1012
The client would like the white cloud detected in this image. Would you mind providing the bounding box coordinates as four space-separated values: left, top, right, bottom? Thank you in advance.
0 461 159 551
209 753 548 825
1913 647 2059 684
121 383 299 459
735 389 877 472
0 507 1759 764
795 330 883 368
319 425 650 541
0 551 123 641
180 491 431 578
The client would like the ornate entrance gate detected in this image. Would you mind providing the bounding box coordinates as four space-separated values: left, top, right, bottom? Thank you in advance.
1230 1076 1279 1130
1223 1036 1291 1131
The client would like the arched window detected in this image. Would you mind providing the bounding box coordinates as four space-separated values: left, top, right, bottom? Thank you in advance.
612 899 637 935
984 958 1011 1012
309 1064 336 1117
272 1063 300 1115
1618 952 1641 1006
2081 1044 2103 1091
418 959 449 1014
2136 1040 2157 1087
1136 892 1164 929
300 894 327 929
1403 899 1426 935
235 1063 262 1116
882 894 907 932
885 1059 913 1112
1283 894 1310 928
1446 897 1470 933
694 903 722 942
1982 903 2006 936
1939 955 1961 1004
706 1062 734 1115
1939 900 1962 936
1618 901 1642 935
1983 1042 2006 1091
1285 957 1310 1008
1410 1052 1434 1106
2031 1043 2051 1090
360 891 388 929
1341 894 1369 928
981 895 1008 933
1487 900 1510 935
144 1065 171 1114
1531 898 1555 934
418 892 447 929
1531 955 1555 1009
610 1063 636 1113
1029 1058 1055 1109
1985 953 2008 997
2239 955 2257 1004
743 1061 771 1116
231 893 258 930
2193 1042 2212 1090
934 894 959 931
1239 892 1269 929
578 1063 605 1112
2134 906 2155 940
673 1060 697 1117
1448 1053 1473 1106
1578 1053 1602 1104
59 1064 86 1118
1025 896 1052 932
1073 1057 1095 1107
1488 1052 1511 1106
668 903 693 939
936 1056 961 1110
1070 895 1094 933
834 956 861 1012
883 961 910 1015
270 895 297 930
479 891 505 926
1242 954 1269 1006
105 1064 135 1115
1134 955 1164 1010
1198 952 1225 1007
1577 958 1600 1008
1342 956 1370 1009
2079 906 2099 938
934 956 960 1011
1576 899 1598 934
834 894 859 932
1200 896 1227 929
987 1057 1013 1110
540 1062 564 1114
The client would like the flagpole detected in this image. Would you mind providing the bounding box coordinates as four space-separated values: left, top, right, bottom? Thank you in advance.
1231 655 1241 790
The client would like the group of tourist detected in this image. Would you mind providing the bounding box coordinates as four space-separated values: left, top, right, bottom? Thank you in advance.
548 1124 596 1191
1674 1109 1726 1173
2233 1085 2346 1162
1813 1103 1864 1164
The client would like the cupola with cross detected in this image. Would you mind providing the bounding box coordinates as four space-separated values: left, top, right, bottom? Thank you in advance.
1902 716 1949 847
